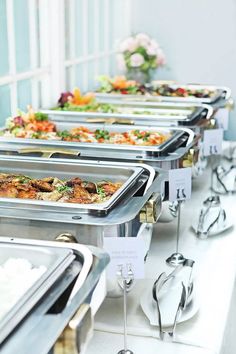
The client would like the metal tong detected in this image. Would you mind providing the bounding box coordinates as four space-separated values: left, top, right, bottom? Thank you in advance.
196 196 226 238
212 165 236 194
152 259 195 341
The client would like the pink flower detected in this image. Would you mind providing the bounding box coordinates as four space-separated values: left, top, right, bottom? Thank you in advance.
117 54 126 72
130 53 144 67
156 48 166 66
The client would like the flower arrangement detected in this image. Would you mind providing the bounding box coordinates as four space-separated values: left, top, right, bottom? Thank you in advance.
117 33 166 83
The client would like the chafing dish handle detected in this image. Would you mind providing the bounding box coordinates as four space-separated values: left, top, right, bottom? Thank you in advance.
222 86 232 101
18 148 80 158
174 127 194 147
202 104 214 120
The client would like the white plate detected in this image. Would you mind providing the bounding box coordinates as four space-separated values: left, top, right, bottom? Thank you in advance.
140 281 199 328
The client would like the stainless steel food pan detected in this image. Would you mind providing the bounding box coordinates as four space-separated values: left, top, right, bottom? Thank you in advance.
0 157 144 215
95 84 231 105
0 237 109 354
41 102 212 125
0 243 76 344
0 157 163 226
0 123 193 156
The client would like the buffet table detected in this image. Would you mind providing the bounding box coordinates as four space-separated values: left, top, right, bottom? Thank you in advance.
86 158 236 354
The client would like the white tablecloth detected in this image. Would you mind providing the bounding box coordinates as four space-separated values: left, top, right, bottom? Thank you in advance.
87 161 236 354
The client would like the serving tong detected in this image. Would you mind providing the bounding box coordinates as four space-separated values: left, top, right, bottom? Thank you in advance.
196 195 227 238
212 165 236 195
152 259 195 341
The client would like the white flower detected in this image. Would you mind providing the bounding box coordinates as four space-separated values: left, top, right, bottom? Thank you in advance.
130 53 144 67
117 54 126 72
150 39 159 50
119 37 139 52
135 33 150 43
146 44 157 56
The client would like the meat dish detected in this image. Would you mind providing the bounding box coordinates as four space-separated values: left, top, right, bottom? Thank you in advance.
0 173 122 204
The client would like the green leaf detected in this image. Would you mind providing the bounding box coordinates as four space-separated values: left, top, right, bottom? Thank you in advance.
34 112 49 121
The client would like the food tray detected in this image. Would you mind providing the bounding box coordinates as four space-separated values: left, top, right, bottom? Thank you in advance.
0 242 76 344
0 122 186 155
41 103 211 127
0 157 144 215
95 84 230 104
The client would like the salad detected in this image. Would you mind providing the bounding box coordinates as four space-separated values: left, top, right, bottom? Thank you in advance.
1 107 170 146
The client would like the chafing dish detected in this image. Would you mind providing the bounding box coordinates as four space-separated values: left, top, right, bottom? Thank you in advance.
0 154 144 216
95 83 231 108
41 101 213 128
0 123 197 171
0 237 109 354
0 157 165 249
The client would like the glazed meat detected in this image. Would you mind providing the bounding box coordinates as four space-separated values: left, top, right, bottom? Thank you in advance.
31 180 54 192
99 182 122 196
0 184 18 198
0 173 122 204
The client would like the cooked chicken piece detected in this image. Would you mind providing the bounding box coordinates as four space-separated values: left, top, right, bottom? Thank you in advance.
42 177 55 183
100 183 122 195
81 181 96 193
66 177 82 187
67 197 93 204
31 180 54 192
37 190 62 201
16 183 32 191
0 173 10 180
0 184 18 198
73 184 92 199
17 189 37 199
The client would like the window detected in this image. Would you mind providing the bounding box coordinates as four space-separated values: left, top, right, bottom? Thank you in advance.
0 0 51 125
0 0 131 124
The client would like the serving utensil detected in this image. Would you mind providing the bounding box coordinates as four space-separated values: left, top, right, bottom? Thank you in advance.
152 280 187 341
195 196 227 238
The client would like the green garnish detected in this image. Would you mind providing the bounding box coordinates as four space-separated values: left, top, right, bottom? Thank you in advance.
95 129 110 140
15 175 32 184
133 130 143 139
31 132 42 139
56 185 72 193
57 130 72 139
34 112 49 121
97 186 106 198
143 132 151 141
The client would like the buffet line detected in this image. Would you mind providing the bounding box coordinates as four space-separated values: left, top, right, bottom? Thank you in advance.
0 77 234 354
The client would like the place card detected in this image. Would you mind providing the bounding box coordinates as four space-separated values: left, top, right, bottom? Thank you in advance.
215 108 229 130
103 237 145 279
203 129 223 156
169 167 192 202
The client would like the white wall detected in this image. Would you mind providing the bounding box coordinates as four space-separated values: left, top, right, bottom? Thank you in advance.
131 0 236 140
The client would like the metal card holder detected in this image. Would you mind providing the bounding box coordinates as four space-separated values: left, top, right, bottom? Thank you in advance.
116 264 135 354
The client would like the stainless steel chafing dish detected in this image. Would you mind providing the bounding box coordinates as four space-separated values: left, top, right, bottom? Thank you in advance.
0 237 109 354
0 156 165 249
41 101 213 128
95 82 232 108
0 123 197 171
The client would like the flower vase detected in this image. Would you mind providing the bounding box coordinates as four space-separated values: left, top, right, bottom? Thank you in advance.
126 68 152 85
